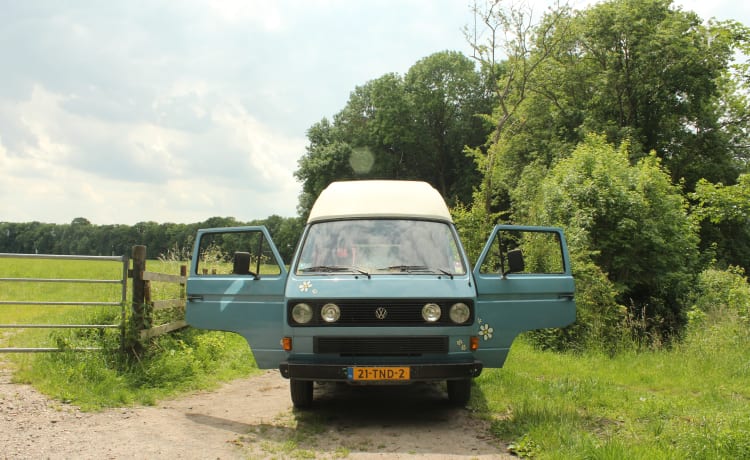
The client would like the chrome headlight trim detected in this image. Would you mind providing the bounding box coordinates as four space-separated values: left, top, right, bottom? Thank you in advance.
291 302 314 324
320 303 341 323
422 302 442 322
449 302 471 324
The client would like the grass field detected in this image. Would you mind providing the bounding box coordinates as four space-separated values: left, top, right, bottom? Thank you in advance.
476 327 750 458
1 257 749 457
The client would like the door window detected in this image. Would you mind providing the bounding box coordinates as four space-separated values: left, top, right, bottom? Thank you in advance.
195 230 282 276
478 228 566 275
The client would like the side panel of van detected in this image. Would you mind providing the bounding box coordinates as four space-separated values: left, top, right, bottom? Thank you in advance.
472 225 576 368
185 227 288 368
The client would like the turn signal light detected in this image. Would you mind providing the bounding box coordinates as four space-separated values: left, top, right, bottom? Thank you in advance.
282 337 292 351
470 336 479 351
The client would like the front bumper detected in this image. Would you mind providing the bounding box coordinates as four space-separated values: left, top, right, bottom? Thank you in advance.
279 360 483 381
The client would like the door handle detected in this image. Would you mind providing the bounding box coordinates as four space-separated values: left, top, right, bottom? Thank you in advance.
559 294 575 301
187 295 204 302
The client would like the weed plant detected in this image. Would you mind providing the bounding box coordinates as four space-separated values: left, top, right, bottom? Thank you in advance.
11 327 258 410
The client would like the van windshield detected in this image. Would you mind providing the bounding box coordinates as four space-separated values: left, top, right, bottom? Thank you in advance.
295 220 466 276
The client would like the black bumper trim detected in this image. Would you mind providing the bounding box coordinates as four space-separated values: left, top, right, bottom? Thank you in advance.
279 361 483 381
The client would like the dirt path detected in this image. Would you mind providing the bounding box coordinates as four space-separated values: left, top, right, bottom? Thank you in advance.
0 365 512 459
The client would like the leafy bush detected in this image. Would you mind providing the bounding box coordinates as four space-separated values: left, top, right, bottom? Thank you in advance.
688 266 750 329
514 135 700 346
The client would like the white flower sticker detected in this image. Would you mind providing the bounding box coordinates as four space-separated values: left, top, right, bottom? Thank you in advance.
456 339 467 351
479 323 494 341
298 281 312 292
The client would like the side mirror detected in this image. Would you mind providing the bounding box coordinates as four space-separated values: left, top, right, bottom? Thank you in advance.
506 249 525 274
232 252 252 275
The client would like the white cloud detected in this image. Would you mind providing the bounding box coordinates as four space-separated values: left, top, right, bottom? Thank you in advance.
0 80 303 224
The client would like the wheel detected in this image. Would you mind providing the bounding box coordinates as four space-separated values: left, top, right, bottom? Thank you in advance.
447 378 472 406
290 379 313 409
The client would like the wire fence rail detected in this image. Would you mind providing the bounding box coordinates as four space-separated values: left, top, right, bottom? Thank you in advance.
0 253 128 352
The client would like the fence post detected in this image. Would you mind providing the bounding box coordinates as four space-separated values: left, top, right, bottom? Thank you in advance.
131 245 148 335
180 265 187 303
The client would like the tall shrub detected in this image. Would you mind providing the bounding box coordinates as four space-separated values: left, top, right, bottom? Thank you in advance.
515 135 699 347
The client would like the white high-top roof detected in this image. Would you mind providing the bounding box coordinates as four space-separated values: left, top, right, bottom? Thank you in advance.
307 180 453 223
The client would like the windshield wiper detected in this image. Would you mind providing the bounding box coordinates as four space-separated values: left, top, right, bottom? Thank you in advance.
300 265 349 272
381 265 455 279
383 265 453 278
300 265 371 278
385 265 430 272
437 268 454 279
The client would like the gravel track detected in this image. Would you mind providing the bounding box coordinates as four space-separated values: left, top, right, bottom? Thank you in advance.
0 364 512 459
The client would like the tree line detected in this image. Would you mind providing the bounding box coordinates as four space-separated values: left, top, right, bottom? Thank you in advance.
0 216 303 264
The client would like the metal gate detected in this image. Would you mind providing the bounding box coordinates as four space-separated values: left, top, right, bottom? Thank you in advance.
0 253 128 352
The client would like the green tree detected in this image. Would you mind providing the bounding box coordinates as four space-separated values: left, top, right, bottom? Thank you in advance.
404 51 492 201
294 119 358 219
691 174 750 271
573 0 747 187
465 0 574 216
469 0 748 224
294 51 493 216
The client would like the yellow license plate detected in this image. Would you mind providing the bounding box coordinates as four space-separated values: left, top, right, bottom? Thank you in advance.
348 366 410 381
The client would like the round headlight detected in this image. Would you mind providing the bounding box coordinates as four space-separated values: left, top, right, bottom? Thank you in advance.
320 303 341 323
422 303 442 322
449 302 471 324
291 303 313 324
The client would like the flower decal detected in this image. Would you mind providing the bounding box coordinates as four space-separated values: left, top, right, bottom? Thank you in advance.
456 339 467 351
479 323 494 341
298 281 312 292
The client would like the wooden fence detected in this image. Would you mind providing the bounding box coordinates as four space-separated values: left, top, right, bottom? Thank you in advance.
130 245 189 340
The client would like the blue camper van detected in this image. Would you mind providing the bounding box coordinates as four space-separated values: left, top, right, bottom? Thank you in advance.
186 180 575 408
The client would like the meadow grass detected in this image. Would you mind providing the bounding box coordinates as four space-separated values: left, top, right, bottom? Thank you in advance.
474 323 750 459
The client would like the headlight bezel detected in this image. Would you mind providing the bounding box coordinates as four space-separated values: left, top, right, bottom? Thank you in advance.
291 302 314 324
422 302 442 322
449 302 471 324
320 303 341 323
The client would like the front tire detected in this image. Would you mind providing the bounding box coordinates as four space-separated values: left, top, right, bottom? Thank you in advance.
290 379 313 409
447 378 472 406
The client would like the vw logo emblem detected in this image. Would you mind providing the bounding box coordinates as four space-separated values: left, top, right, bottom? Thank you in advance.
374 307 388 320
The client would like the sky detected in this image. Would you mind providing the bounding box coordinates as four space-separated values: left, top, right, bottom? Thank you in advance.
1 0 748 225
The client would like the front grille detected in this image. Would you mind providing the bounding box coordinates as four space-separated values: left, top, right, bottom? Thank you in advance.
287 299 474 327
314 336 448 356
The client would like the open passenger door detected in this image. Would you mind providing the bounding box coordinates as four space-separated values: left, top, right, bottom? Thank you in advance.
186 227 288 368
472 225 576 368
